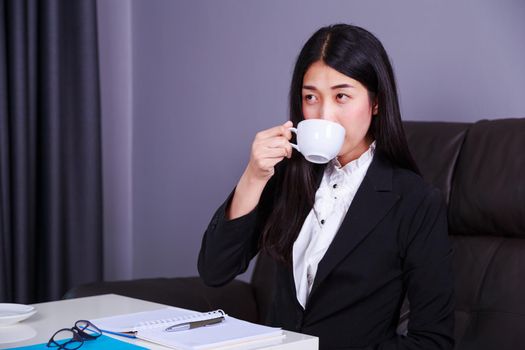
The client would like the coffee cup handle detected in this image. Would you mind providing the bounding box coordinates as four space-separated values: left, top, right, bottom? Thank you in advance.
289 127 300 152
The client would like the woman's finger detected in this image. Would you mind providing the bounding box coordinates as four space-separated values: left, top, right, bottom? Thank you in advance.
260 146 289 159
264 136 291 149
256 121 293 140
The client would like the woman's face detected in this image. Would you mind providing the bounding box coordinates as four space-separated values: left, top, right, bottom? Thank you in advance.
302 60 376 166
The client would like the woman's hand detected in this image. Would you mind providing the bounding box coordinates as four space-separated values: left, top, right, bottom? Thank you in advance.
245 120 293 182
227 121 293 220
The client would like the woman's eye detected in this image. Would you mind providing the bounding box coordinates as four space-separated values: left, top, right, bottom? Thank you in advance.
304 95 317 103
336 93 349 101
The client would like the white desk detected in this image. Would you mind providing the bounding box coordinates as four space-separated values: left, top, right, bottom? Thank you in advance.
0 294 318 350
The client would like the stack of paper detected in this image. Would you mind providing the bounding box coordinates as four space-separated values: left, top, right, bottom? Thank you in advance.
91 307 284 350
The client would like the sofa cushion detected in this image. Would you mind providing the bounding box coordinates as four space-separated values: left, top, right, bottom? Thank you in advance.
403 121 470 204
449 118 525 237
452 235 525 349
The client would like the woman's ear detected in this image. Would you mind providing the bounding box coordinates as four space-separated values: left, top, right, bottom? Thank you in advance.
372 99 379 115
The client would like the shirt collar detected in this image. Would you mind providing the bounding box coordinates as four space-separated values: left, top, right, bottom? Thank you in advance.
331 141 376 175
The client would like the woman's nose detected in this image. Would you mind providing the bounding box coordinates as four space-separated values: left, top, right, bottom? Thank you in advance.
319 103 337 122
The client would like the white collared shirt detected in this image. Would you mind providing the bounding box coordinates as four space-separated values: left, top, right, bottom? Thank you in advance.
292 142 376 308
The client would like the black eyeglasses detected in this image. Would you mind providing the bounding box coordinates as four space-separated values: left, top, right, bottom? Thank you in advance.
47 320 102 349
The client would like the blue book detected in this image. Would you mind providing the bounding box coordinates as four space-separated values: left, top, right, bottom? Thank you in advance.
8 334 148 349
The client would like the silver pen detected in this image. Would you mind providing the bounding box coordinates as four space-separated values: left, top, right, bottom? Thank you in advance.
164 316 225 332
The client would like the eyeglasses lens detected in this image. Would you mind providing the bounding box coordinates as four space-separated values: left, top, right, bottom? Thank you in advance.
75 320 102 339
48 329 83 349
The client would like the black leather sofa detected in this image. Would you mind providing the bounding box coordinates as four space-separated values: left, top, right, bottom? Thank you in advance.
65 118 525 350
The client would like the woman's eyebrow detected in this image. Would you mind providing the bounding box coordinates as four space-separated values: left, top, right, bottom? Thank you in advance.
331 83 355 89
302 84 355 90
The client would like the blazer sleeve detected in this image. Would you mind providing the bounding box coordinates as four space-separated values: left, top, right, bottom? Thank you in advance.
377 187 455 350
197 170 279 287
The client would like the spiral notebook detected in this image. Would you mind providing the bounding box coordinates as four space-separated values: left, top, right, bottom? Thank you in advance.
90 307 283 350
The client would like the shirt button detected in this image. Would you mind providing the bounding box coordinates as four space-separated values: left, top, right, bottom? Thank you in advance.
333 184 338 189
320 219 325 225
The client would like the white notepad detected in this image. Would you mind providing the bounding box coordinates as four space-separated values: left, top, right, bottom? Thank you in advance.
91 307 284 350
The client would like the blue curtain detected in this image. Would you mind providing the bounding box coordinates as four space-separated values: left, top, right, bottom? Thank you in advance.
0 0 103 303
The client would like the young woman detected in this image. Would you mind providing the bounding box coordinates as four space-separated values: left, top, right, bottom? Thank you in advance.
198 24 454 349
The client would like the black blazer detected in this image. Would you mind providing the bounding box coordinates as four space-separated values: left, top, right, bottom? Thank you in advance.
198 153 454 350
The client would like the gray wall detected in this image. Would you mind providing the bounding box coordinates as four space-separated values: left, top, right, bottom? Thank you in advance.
98 0 525 281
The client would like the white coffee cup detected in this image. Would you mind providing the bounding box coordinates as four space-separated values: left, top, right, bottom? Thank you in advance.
289 119 346 164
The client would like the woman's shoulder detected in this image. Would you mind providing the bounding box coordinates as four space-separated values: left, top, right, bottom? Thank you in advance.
388 161 444 205
385 161 448 243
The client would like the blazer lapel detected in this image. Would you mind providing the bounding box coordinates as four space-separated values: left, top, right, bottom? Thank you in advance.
308 154 400 301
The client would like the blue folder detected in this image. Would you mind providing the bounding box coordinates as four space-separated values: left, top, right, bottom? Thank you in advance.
8 334 148 349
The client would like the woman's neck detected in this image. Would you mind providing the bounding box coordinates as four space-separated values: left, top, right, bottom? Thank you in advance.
337 136 375 167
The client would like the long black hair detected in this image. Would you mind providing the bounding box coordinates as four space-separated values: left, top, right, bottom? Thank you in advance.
260 24 419 265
